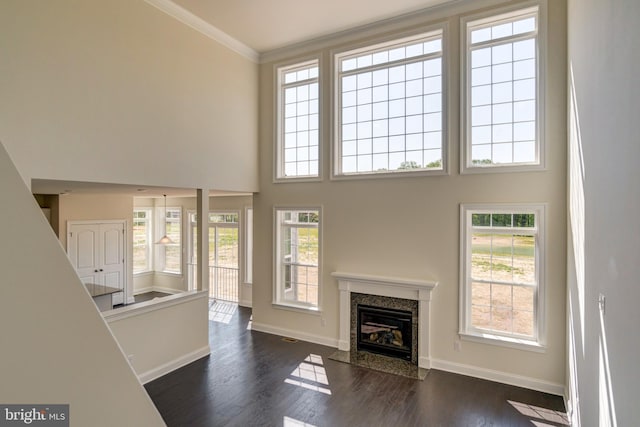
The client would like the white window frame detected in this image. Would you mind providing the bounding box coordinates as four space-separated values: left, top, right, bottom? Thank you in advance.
133 208 153 274
273 207 322 312
459 203 546 351
332 26 448 179
244 207 253 284
461 2 546 174
156 206 182 275
208 210 240 268
275 58 322 182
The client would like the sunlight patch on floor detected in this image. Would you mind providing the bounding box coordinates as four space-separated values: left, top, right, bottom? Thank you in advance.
284 354 331 395
508 400 569 426
283 416 317 427
208 300 237 324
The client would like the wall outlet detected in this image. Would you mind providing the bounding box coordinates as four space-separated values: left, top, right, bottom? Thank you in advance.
321 317 326 327
454 340 461 352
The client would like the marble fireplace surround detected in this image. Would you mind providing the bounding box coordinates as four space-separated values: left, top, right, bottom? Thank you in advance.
332 272 438 369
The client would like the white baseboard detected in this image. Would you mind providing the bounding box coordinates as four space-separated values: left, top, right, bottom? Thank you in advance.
418 356 432 369
430 358 565 396
138 345 211 384
251 322 338 348
133 287 153 295
238 299 252 308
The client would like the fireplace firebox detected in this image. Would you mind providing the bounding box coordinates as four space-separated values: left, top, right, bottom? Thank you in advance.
357 304 412 361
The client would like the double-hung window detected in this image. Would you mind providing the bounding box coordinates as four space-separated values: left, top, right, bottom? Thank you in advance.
276 60 320 180
274 208 321 310
463 6 542 171
133 208 152 274
460 204 545 349
162 207 182 274
334 29 445 177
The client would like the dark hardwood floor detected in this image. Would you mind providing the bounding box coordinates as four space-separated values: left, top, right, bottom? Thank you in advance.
146 302 568 427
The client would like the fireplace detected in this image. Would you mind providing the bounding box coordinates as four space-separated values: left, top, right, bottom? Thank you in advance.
333 272 437 370
357 305 412 361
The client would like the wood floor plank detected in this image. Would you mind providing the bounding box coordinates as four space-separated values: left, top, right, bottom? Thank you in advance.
146 304 568 427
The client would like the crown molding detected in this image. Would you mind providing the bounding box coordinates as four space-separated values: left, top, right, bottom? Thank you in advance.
144 0 260 63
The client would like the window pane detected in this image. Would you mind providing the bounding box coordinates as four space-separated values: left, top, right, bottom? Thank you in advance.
513 309 534 336
278 62 320 178
471 233 492 281
513 213 535 227
133 246 147 272
466 207 539 339
276 210 320 309
337 32 443 175
467 10 539 168
471 213 490 226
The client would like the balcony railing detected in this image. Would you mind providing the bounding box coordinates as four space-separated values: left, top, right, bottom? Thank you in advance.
188 263 239 303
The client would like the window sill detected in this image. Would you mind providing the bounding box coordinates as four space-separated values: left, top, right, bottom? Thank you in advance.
133 271 153 277
461 162 546 175
273 176 323 184
459 331 545 353
272 301 321 315
331 168 447 181
155 271 182 277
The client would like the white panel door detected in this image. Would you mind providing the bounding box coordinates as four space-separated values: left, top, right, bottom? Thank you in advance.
101 223 125 305
68 221 126 307
68 225 100 285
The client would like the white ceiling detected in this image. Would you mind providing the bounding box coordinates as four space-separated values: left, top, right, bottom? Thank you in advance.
170 0 457 53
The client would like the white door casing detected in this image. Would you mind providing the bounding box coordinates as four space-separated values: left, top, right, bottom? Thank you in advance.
68 221 126 307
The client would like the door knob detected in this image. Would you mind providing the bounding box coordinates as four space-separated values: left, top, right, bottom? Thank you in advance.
94 269 99 273
99 269 103 272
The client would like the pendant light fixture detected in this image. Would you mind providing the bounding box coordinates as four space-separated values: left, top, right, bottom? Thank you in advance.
156 194 174 245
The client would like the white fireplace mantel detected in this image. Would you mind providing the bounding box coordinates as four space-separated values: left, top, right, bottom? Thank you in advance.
332 272 438 369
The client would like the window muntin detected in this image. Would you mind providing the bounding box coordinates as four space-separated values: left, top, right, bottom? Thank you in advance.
277 61 320 179
275 209 320 310
133 208 152 274
163 208 181 274
461 205 544 345
209 213 239 224
335 30 444 176
465 7 540 169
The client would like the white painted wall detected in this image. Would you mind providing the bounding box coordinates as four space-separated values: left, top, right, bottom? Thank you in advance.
566 0 640 424
106 292 210 384
254 0 567 393
0 0 258 193
0 142 164 426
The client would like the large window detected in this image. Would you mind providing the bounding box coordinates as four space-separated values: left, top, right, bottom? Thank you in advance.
162 207 182 274
274 208 321 310
133 208 152 274
334 29 444 177
276 60 320 180
460 204 545 349
463 6 542 171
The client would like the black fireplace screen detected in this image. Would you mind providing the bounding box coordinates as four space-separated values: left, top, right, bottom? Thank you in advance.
357 304 412 360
